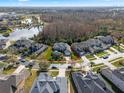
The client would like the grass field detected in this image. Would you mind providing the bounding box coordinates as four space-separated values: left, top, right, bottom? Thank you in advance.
24 70 38 93
86 54 96 60
3 68 16 75
108 48 116 53
112 45 124 52
37 47 52 60
49 71 59 77
71 51 80 60
92 65 107 72
0 62 6 66
110 58 124 67
95 51 109 58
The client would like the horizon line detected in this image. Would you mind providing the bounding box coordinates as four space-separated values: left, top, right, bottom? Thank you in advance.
0 6 123 8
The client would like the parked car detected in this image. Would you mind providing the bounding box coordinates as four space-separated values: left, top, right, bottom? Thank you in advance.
103 56 109 59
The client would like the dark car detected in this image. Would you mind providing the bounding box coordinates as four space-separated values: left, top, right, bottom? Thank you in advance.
103 56 108 59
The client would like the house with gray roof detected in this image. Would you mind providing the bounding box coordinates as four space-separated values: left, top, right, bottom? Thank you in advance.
30 73 67 93
9 39 48 57
0 65 30 93
53 42 71 56
101 68 124 93
72 72 112 93
71 35 116 56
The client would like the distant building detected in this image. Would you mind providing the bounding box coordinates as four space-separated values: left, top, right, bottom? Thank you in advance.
30 73 67 93
0 65 30 93
0 39 10 49
72 72 112 93
101 68 124 93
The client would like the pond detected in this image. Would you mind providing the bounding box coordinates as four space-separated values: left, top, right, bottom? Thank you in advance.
0 17 43 41
0 26 42 41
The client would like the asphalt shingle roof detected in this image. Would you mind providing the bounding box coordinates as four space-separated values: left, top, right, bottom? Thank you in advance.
31 73 67 93
72 72 112 93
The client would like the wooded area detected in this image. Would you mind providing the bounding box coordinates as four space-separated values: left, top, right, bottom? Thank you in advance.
33 9 124 45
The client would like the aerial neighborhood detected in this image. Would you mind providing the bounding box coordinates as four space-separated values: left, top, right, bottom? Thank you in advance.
0 7 124 93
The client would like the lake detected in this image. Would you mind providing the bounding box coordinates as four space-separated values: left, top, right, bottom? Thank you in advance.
0 27 42 41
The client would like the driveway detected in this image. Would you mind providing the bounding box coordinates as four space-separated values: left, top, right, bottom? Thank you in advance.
58 68 66 77
81 56 91 71
65 56 71 64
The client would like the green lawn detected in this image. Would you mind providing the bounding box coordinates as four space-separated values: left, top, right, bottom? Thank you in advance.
71 51 80 60
109 57 123 62
112 45 124 52
110 58 124 67
77 59 83 63
24 70 38 93
108 48 116 53
3 68 16 75
92 65 107 72
0 62 6 66
37 47 52 60
112 61 123 67
86 54 96 60
49 71 59 77
95 51 109 58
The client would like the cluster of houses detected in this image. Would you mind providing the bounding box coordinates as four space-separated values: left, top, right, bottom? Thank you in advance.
0 65 30 93
0 39 10 49
71 35 116 56
9 39 48 57
72 72 112 93
51 36 116 57
0 13 19 27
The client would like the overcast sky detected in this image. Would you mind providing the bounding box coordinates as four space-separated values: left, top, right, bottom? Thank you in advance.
0 0 123 7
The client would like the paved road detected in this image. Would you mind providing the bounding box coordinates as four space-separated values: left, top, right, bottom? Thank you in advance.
92 52 124 70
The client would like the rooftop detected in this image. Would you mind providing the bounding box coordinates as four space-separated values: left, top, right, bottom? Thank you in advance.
72 72 112 93
101 67 124 92
31 73 67 93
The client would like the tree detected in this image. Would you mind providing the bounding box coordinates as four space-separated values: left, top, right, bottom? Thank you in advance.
39 60 50 72
111 31 124 51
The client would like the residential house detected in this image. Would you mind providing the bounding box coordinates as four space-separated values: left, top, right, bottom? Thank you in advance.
0 65 30 93
101 68 124 93
53 42 71 56
71 35 116 56
72 72 112 93
30 73 67 93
